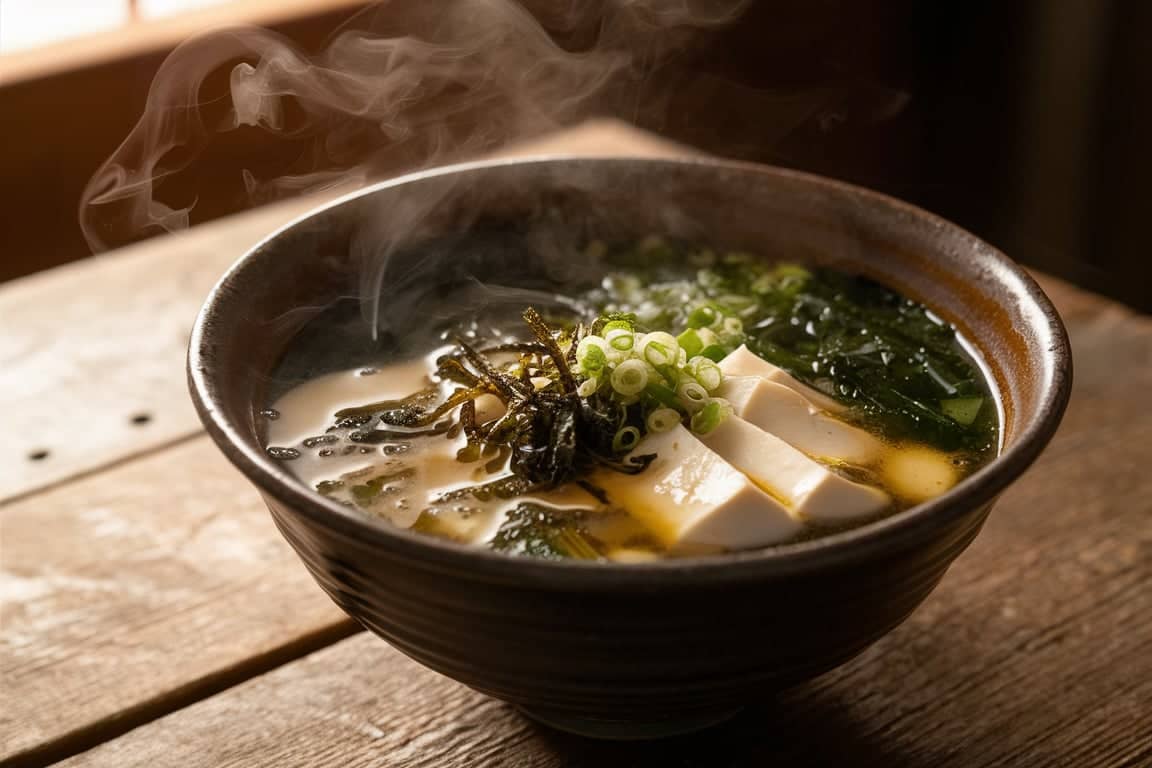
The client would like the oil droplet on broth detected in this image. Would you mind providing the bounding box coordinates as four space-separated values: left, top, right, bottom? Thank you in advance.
265 356 445 499
267 446 301 460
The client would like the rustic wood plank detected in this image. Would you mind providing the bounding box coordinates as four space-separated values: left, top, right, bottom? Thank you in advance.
0 436 358 767
55 297 1152 766
0 119 685 503
0 196 324 501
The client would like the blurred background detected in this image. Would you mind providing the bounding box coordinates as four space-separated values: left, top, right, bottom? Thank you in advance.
2 0 1149 311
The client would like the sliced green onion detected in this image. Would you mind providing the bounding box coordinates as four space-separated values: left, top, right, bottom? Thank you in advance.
700 344 727 362
695 327 719 348
576 336 608 373
645 382 681 409
677 380 710 412
646 407 681 433
602 318 635 333
687 305 719 329
722 317 744 337
611 359 649 396
605 328 635 352
577 377 600 398
686 356 723 392
639 332 679 367
613 426 642 453
677 328 703 358
776 263 811 280
750 274 774 294
690 398 731 435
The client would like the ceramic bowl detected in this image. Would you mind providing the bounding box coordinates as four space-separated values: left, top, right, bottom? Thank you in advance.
188 157 1071 739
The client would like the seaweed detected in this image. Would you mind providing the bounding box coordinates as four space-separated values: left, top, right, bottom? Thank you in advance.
588 247 999 455
421 308 656 491
488 502 602 560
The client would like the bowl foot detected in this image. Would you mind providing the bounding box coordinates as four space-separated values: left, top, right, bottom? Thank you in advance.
517 705 743 741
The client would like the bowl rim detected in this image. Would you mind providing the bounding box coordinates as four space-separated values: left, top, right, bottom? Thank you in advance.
188 154 1073 585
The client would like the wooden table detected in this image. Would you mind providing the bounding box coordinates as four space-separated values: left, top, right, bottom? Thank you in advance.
2 121 1150 768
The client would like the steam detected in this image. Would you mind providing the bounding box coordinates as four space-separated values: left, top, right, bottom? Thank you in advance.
79 0 754 251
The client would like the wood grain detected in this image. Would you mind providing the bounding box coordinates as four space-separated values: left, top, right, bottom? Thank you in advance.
0 437 358 766
53 286 1152 767
0 195 324 501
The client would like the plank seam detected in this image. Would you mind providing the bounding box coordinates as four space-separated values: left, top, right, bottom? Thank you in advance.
0 620 364 768
0 431 206 510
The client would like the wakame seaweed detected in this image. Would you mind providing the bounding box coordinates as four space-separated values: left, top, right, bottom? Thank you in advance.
488 502 601 560
587 242 998 455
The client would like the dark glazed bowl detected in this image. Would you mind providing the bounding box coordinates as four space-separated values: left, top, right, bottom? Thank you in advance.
188 157 1071 739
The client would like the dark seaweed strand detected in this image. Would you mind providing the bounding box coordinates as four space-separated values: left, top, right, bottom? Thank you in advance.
310 308 668 514
333 386 438 420
456 338 534 400
566 322 586 371
477 341 551 357
436 357 483 388
395 386 489 428
459 399 481 443
522 307 578 394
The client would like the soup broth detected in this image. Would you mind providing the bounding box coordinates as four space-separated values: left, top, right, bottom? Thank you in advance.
264 242 999 561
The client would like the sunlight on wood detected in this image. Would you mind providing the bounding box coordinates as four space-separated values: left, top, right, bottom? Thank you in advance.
0 0 127 54
139 0 234 19
0 0 242 54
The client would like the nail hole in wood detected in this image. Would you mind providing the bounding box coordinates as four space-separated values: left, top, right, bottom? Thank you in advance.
28 449 50 461
130 412 153 426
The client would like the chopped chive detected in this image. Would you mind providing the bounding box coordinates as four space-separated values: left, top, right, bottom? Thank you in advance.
686 356 722 392
677 328 703 358
613 426 642 453
611 359 649 396
677 380 710 412
687 305 719 329
690 399 731 435
606 328 635 352
646 407 681 433
645 381 682 409
602 319 634 333
700 344 727 362
577 377 600 398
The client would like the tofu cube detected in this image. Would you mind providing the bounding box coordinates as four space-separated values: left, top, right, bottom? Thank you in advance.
698 416 890 523
720 376 881 466
596 424 802 553
718 345 843 412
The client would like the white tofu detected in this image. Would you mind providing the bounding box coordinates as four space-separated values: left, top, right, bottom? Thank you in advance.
718 345 843 412
596 424 802 553
719 375 881 466
698 417 890 523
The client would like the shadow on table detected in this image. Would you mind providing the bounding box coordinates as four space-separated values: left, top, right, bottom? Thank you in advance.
525 688 924 768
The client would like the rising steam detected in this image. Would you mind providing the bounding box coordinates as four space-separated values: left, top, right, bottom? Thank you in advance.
79 0 758 251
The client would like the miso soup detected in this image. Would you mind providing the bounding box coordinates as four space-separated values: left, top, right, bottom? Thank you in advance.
263 240 999 561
